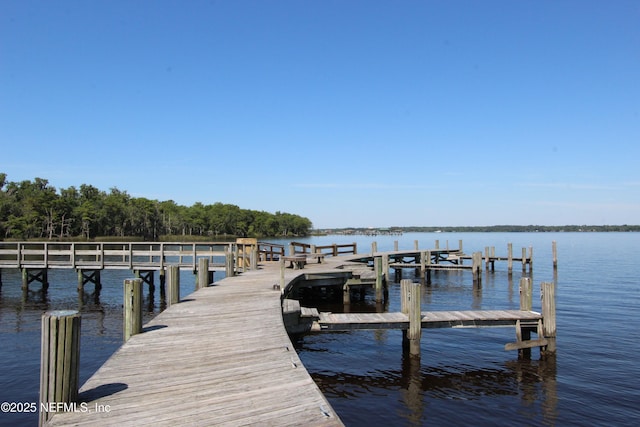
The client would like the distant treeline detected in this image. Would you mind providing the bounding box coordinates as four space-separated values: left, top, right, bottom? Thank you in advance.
0 173 312 240
324 225 640 233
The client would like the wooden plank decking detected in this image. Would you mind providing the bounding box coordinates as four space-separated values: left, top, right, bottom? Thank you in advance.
45 263 343 427
313 310 543 331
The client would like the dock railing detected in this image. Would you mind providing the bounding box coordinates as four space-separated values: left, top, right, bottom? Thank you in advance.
0 241 233 271
289 241 357 256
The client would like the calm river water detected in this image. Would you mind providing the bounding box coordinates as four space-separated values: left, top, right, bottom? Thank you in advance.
1 232 638 426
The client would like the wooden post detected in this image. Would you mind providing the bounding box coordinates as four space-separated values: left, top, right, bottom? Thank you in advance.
166 265 180 306
414 240 419 250
552 241 558 270
425 250 432 284
21 268 28 290
250 245 258 270
485 247 490 270
39 310 81 427
400 279 411 314
371 241 378 254
382 254 389 282
394 240 399 251
374 257 383 302
522 248 527 272
472 252 482 286
343 282 351 305
197 258 210 290
519 277 532 311
225 246 235 277
419 250 426 278
541 281 557 353
123 278 143 342
529 246 534 272
507 243 513 275
408 282 422 356
279 257 285 293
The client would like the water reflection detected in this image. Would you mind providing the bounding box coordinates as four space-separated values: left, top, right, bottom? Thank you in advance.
305 348 558 426
293 256 555 426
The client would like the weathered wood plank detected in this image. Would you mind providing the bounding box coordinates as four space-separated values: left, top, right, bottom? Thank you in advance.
46 262 344 427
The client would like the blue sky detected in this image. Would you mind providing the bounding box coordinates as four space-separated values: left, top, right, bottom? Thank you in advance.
1 0 638 228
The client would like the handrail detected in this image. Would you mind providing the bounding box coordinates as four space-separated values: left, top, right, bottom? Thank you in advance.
289 241 357 256
0 241 234 270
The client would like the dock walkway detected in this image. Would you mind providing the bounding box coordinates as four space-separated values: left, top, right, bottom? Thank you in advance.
46 262 343 427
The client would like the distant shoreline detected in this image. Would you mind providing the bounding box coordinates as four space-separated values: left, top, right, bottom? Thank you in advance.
317 225 640 234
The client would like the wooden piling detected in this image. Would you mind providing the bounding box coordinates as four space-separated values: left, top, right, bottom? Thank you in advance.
552 241 558 270
400 279 410 314
374 257 384 302
507 243 513 275
166 265 180 306
382 254 389 282
371 241 378 254
519 277 532 311
485 247 490 270
407 282 422 356
279 257 285 293
22 268 28 290
425 250 432 284
472 252 482 286
123 278 143 342
39 310 81 427
541 281 557 353
197 258 210 290
225 246 235 277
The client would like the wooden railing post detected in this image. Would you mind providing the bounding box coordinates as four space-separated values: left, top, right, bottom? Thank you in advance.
39 310 81 427
124 278 143 342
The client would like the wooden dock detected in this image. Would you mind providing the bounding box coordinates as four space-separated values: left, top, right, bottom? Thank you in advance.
312 310 544 332
41 241 555 426
45 262 343 427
